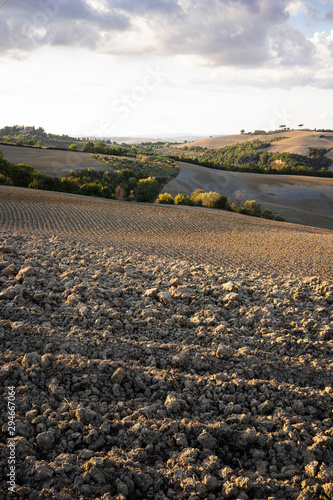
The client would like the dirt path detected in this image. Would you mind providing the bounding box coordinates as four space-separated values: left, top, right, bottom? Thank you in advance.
162 162 333 230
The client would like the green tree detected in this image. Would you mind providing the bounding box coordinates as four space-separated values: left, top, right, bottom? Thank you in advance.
60 177 80 193
82 141 95 153
94 140 108 154
36 140 43 148
211 194 229 209
135 177 159 202
69 144 78 151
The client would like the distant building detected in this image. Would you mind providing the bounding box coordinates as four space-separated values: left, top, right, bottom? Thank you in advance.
23 126 34 133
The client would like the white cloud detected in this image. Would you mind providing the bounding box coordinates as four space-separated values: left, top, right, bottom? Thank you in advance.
286 0 308 16
0 0 309 69
1 0 333 94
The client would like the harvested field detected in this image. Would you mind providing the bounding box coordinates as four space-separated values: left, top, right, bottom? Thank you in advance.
0 186 333 500
0 145 108 178
180 130 333 157
162 162 333 230
176 130 333 170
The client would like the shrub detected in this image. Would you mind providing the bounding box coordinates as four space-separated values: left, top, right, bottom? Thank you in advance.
60 177 80 193
94 141 108 154
8 163 37 187
0 173 8 184
190 189 205 206
156 193 174 204
80 182 102 197
128 190 137 202
135 177 159 202
274 214 285 222
243 200 262 217
261 208 274 220
174 193 192 205
69 144 78 150
128 177 138 189
210 193 229 209
101 186 113 198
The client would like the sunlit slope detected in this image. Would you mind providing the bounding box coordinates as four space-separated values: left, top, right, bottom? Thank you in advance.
178 130 333 157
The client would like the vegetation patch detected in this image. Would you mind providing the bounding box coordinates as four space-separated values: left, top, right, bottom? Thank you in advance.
0 148 178 204
143 139 333 177
156 189 285 221
91 153 178 178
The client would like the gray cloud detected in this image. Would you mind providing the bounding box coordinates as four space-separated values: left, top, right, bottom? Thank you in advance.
270 25 315 66
0 0 321 71
325 7 333 19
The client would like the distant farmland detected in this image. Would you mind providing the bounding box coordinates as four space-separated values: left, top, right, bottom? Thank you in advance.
0 145 108 178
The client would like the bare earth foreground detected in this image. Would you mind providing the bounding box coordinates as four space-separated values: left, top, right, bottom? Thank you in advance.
0 186 333 500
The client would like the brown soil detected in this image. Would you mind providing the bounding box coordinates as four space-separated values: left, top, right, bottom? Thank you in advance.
0 186 332 279
0 187 333 500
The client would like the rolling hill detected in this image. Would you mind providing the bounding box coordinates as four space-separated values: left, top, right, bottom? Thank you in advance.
176 130 333 165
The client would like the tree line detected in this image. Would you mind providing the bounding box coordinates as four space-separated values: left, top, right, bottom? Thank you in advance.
155 190 284 221
165 140 333 177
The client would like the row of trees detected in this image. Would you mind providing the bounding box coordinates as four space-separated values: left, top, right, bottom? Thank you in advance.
156 189 285 221
79 140 131 155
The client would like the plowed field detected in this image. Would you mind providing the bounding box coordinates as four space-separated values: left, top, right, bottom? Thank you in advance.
0 185 332 279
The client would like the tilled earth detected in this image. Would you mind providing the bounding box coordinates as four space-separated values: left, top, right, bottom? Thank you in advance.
0 186 333 500
0 231 332 500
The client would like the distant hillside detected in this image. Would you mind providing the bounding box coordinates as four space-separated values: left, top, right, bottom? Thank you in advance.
0 125 87 149
177 130 333 163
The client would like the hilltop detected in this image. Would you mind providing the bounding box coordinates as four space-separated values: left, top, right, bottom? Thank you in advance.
175 130 333 164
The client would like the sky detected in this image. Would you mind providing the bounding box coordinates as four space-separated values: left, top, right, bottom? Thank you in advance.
1 0 333 138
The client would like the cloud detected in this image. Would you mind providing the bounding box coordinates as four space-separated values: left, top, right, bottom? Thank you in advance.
286 0 308 16
0 0 331 87
1 0 129 55
270 24 315 66
325 7 333 19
